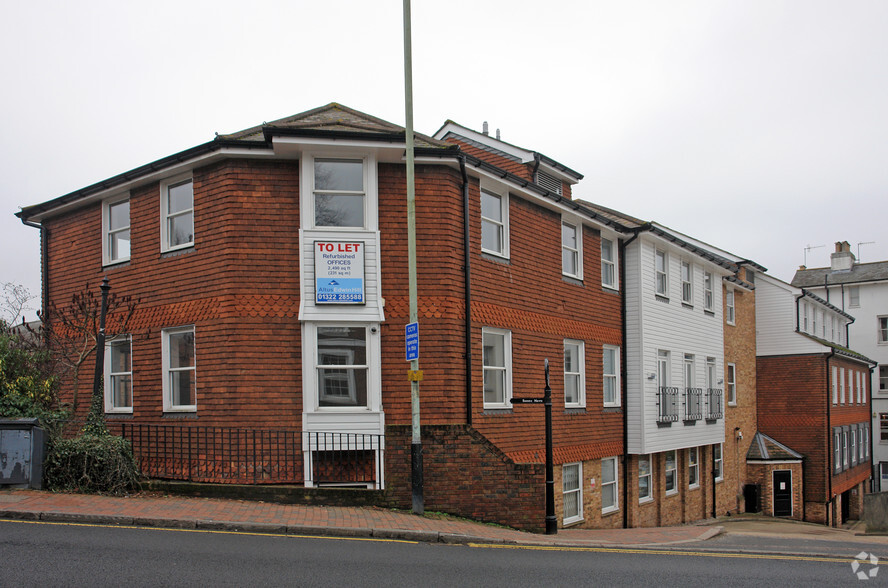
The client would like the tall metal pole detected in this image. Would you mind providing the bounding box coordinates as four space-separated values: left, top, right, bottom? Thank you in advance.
403 0 423 515
544 359 556 534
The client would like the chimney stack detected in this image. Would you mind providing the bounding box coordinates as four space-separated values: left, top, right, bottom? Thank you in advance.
482 121 489 136
830 240 855 271
496 128 501 140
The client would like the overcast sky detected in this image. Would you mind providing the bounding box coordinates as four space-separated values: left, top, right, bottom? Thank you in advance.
2 0 886 321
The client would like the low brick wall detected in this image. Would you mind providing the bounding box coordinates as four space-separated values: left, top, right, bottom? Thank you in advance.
384 424 547 532
864 492 888 533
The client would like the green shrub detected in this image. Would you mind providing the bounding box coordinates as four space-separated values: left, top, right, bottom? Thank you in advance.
44 433 141 494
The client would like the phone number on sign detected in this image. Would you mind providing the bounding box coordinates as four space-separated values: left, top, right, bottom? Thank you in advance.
318 293 364 302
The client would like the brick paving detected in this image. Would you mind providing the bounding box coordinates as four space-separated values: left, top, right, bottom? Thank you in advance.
0 489 719 547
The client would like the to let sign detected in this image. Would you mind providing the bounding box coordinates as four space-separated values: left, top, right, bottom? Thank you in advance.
315 241 365 304
405 322 419 361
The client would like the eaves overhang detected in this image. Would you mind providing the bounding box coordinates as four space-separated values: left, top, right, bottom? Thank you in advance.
640 224 739 271
796 332 877 366
799 288 855 321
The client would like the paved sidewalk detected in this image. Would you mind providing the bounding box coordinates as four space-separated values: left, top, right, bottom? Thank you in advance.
0 489 719 547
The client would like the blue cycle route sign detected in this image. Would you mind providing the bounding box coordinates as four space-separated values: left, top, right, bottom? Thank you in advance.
405 322 419 361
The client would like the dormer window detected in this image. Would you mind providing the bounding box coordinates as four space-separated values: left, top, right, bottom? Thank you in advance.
535 170 562 196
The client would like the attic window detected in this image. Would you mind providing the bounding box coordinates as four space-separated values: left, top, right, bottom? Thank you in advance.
535 170 562 196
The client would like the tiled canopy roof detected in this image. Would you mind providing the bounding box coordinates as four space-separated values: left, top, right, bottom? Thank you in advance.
746 432 804 461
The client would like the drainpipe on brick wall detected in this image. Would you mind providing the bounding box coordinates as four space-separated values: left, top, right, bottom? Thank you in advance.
460 154 473 425
22 220 46 322
825 347 835 525
619 229 641 529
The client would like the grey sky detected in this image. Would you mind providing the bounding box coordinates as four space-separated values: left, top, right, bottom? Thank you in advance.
3 0 886 320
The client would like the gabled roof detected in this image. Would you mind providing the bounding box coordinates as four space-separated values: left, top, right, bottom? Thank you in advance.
433 120 583 182
792 260 888 288
17 103 452 223
746 432 804 461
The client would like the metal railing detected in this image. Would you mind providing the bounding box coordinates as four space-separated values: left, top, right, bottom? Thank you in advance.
304 431 384 489
684 388 703 421
116 424 384 488
657 387 680 423
706 388 723 420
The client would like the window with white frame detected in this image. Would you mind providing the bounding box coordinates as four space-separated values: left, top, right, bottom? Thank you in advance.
880 365 888 393
688 447 699 488
160 176 194 251
562 220 581 279
681 260 692 304
103 196 130 265
881 414 888 442
480 190 508 257
714 444 723 481
832 366 838 404
601 237 617 289
162 326 196 412
879 317 888 344
881 463 888 491
843 429 849 468
727 363 737 406
316 326 368 407
104 336 132 413
638 455 652 502
851 427 858 465
703 271 713 311
840 368 845 404
563 340 585 408
601 457 618 513
726 290 735 325
655 249 668 296
821 311 827 338
859 371 865 403
313 158 365 228
831 316 836 342
802 302 809 332
482 328 511 408
858 426 865 462
603 345 620 407
562 463 582 524
834 429 842 473
812 309 818 335
849 286 860 308
665 450 677 494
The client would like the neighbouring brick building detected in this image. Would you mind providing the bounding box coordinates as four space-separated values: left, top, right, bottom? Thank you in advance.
755 272 875 525
18 104 635 531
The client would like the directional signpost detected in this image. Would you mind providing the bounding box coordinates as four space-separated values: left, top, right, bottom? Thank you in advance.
510 359 556 535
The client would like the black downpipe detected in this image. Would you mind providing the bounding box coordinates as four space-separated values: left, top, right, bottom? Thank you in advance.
619 229 640 529
826 348 834 525
22 220 46 324
460 155 473 425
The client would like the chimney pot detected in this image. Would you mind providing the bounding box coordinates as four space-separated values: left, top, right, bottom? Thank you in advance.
496 128 501 140
482 121 489 136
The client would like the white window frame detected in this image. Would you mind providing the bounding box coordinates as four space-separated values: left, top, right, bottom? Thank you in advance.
160 174 194 252
655 249 668 297
881 413 888 443
104 335 132 414
562 462 583 524
832 366 838 405
714 444 723 481
603 345 621 407
482 328 512 408
561 219 582 279
851 427 858 466
880 365 888 393
726 289 735 325
726 363 737 406
638 454 653 503
840 368 845 404
102 194 131 265
849 286 860 308
563 339 585 408
879 316 888 345
843 429 849 468
665 450 677 494
310 157 368 229
688 447 699 488
480 188 509 258
601 456 619 514
601 236 618 290
703 271 713 311
315 325 370 409
162 325 196 412
834 429 842 473
681 260 693 305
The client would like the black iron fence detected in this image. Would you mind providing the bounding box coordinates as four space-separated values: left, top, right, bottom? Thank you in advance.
657 387 680 423
706 388 723 420
684 387 703 421
115 423 383 487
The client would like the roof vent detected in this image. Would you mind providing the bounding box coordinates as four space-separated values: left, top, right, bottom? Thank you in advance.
496 128 501 140
482 121 489 136
535 170 562 196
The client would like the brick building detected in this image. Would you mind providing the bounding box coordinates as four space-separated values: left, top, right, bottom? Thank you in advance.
755 272 875 525
18 104 633 531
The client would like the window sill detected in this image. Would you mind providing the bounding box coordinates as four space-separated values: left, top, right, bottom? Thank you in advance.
102 259 130 269
481 251 510 264
562 275 584 287
665 490 678 497
482 408 513 415
703 309 715 316
602 285 619 293
681 302 694 309
601 507 620 517
105 412 133 418
163 411 198 418
562 517 585 527
603 404 622 411
161 245 195 259
639 497 654 505
726 322 736 327
655 294 670 303
564 407 586 414
688 484 700 491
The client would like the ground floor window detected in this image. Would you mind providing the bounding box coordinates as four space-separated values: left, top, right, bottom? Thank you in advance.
563 463 582 524
317 326 368 407
104 335 132 413
162 326 196 412
638 455 652 502
688 447 699 488
713 444 723 481
602 457 619 513
881 462 888 492
665 450 677 494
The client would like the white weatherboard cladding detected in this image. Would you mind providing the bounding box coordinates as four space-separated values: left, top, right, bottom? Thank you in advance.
625 237 727 454
299 229 385 322
754 274 836 357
